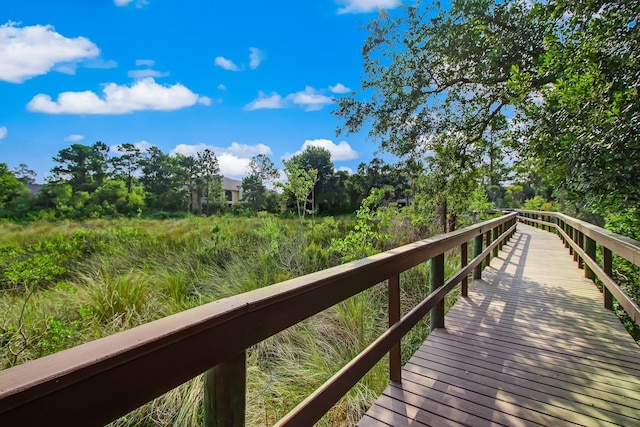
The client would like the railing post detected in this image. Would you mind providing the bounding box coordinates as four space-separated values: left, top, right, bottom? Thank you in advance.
484 230 491 267
583 236 596 279
578 231 585 269
430 253 445 331
461 242 468 297
473 234 483 280
563 222 570 248
603 247 613 309
492 226 499 258
388 274 401 382
572 228 579 262
204 352 246 427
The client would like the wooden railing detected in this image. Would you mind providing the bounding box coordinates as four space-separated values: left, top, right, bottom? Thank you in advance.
517 210 640 324
0 213 517 427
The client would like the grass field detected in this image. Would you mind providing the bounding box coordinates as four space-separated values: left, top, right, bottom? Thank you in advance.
0 213 464 426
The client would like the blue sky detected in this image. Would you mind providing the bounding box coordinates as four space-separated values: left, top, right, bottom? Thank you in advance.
0 0 406 183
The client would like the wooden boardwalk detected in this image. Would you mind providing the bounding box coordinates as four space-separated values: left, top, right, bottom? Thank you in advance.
359 224 640 427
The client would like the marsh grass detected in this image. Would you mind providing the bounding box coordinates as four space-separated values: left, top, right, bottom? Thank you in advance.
1 214 470 425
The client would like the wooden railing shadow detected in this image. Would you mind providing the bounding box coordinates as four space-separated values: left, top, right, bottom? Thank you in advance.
0 214 518 427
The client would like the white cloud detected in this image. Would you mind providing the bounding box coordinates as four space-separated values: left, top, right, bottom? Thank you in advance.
244 91 285 111
329 83 351 93
64 134 85 142
285 139 359 161
114 0 148 6
0 22 100 83
170 141 274 179
135 59 155 67
338 166 354 174
0 126 7 140
128 69 170 79
214 56 240 71
198 96 212 106
84 58 118 69
54 63 78 75
227 141 272 157
217 153 252 178
109 140 154 154
249 47 265 69
171 143 207 157
286 86 334 111
129 59 168 79
217 84 226 90
336 0 400 14
27 78 211 114
134 140 153 151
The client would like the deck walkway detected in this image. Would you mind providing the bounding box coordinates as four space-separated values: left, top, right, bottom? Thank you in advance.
358 224 640 426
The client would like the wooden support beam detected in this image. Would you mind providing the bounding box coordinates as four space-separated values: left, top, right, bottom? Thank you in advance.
203 352 246 427
603 247 613 309
584 236 596 279
473 235 483 280
461 242 468 297
485 231 491 267
430 254 445 331
388 275 401 383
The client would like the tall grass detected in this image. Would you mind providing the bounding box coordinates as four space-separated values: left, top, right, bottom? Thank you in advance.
1 213 468 425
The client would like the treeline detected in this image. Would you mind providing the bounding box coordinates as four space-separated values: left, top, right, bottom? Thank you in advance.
0 142 413 221
1 140 547 225
1 142 224 220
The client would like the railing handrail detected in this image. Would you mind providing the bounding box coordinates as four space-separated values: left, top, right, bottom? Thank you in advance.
0 213 517 427
516 209 640 325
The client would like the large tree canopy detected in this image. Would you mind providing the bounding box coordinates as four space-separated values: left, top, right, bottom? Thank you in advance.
336 0 640 213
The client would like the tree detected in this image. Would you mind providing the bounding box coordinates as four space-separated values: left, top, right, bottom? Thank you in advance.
12 164 36 185
336 0 640 215
196 149 221 215
412 133 483 231
280 159 318 220
0 163 27 209
139 146 187 212
110 143 141 193
91 180 145 216
248 154 279 183
241 174 269 212
52 142 109 193
175 154 199 214
242 154 279 213
518 1 640 212
286 147 334 214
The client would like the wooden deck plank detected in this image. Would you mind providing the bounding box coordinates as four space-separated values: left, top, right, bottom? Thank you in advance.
386 373 552 427
359 224 640 427
409 349 640 420
425 327 640 388
420 335 640 400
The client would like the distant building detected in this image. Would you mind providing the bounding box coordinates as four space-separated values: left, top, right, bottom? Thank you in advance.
222 177 243 205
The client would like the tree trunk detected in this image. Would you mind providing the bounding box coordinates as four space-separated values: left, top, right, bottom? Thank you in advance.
448 212 457 232
439 200 447 234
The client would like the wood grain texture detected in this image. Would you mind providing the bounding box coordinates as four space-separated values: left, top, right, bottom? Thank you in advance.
358 224 640 427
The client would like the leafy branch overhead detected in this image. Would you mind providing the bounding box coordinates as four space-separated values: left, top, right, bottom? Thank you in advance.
335 0 640 213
